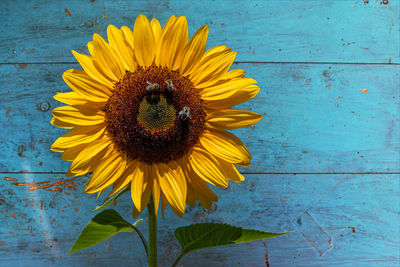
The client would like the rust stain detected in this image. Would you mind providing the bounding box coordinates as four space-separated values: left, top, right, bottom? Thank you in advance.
350 226 356 233
24 200 35 208
64 8 72 16
38 139 43 144
381 0 389 4
0 241 5 246
17 144 26 157
16 225 33 233
5 107 11 116
5 176 79 193
10 210 16 219
280 199 287 204
4 177 18 181
48 187 63 192
360 88 368 93
262 241 270 267
20 170 30 173
13 181 48 187
18 63 27 69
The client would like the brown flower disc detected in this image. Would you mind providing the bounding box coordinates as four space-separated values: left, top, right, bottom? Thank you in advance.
105 66 206 164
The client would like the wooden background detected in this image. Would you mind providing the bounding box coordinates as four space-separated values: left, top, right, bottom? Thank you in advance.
0 0 399 266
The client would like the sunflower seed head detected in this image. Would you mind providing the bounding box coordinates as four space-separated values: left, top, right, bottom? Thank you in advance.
178 106 191 120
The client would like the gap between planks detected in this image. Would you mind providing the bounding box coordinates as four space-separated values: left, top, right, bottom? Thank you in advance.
0 62 398 66
1 172 399 175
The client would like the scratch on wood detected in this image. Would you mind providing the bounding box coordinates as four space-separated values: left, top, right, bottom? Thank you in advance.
292 211 333 256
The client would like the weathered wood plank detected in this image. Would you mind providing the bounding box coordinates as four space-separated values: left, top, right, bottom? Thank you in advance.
1 63 398 173
1 0 399 64
0 173 398 266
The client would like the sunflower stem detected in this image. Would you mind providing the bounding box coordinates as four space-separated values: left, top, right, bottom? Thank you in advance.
147 197 157 267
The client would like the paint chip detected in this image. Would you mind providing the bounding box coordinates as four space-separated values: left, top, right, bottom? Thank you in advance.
360 89 368 93
65 8 72 16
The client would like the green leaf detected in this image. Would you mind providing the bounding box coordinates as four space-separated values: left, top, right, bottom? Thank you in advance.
68 209 138 253
91 185 130 212
175 223 287 257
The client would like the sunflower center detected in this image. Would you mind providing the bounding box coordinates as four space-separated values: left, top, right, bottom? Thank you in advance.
137 93 176 132
105 66 206 164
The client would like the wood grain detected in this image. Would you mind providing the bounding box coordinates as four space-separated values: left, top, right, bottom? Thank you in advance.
0 173 398 267
1 0 399 64
1 63 398 173
0 0 399 266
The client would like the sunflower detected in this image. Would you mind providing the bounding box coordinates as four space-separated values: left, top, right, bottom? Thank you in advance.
51 14 261 217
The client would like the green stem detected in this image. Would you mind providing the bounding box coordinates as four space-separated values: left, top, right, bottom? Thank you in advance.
171 254 184 267
147 197 157 267
132 224 149 258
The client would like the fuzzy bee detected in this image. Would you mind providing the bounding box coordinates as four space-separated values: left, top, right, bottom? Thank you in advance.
165 78 176 92
178 106 192 120
146 81 160 91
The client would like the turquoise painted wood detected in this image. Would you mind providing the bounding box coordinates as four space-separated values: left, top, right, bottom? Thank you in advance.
1 0 399 64
0 173 399 266
1 63 398 173
1 0 399 267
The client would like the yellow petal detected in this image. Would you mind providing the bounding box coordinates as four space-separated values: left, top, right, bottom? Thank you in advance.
180 25 209 76
206 84 260 109
131 162 148 212
189 147 229 188
181 159 218 208
92 33 125 81
107 25 136 71
186 183 197 207
121 26 134 49
51 117 74 129
200 78 257 101
108 160 139 197
206 109 262 130
87 41 95 56
67 137 112 176
172 16 189 70
200 127 251 166
155 15 177 66
53 92 106 108
61 143 87 161
221 69 246 80
152 168 161 216
157 162 186 216
72 50 115 88
85 152 127 193
63 69 112 100
150 18 162 43
160 191 168 217
215 158 245 183
51 124 105 152
190 51 237 87
202 45 230 59
163 16 188 70
133 14 156 67
52 105 105 126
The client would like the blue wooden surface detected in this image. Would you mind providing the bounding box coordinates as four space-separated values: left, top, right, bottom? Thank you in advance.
0 0 399 266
